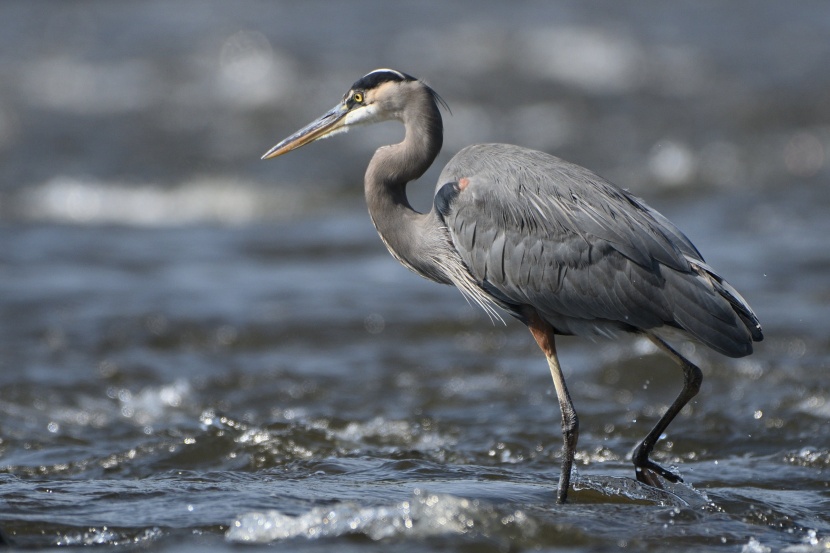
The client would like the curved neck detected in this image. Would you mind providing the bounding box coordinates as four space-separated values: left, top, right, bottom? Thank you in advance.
364 89 445 280
364 90 443 210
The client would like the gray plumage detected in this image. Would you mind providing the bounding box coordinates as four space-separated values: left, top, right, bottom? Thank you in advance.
436 143 761 357
262 69 763 503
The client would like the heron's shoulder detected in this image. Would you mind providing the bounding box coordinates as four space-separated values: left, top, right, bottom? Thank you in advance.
437 143 618 206
435 143 702 272
445 143 564 173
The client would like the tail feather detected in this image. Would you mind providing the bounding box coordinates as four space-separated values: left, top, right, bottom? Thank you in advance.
691 260 763 343
660 259 762 358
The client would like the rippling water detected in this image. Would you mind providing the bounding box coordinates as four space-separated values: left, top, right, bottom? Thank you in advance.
1 1 829 551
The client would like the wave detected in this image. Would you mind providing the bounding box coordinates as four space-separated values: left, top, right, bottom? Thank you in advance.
11 176 313 226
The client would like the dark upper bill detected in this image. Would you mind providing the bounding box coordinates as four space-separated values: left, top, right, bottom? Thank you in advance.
261 104 349 160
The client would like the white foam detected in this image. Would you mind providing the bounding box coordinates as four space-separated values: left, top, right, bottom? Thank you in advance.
226 489 535 543
324 416 452 451
56 527 162 546
17 176 305 226
117 379 191 425
782 530 830 552
741 537 772 553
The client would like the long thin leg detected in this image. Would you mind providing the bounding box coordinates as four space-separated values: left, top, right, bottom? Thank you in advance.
632 334 703 487
527 313 579 504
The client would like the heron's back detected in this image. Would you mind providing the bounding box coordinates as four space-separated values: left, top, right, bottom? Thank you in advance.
435 144 762 357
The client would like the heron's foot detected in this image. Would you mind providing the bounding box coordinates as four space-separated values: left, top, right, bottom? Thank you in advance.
634 459 683 488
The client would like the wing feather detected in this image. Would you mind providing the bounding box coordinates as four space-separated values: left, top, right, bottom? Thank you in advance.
434 143 761 356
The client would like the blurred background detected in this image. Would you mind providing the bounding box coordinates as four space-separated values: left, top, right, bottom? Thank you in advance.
1 0 827 347
0 0 829 549
1 0 828 223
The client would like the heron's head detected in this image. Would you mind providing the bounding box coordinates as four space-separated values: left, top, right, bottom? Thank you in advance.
261 68 446 160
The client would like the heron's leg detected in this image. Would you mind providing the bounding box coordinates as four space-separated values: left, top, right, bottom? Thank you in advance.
632 335 702 487
527 314 579 504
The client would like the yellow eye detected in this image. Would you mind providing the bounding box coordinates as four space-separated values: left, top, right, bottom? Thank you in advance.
353 92 364 103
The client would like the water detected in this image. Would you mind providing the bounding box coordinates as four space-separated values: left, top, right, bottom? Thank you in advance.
1 1 829 551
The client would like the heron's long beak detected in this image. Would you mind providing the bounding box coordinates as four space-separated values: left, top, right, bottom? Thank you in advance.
261 103 349 160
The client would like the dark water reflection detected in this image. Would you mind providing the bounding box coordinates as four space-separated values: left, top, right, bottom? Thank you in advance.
0 1 828 550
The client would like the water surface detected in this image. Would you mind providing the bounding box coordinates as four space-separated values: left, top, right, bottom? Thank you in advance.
0 1 828 551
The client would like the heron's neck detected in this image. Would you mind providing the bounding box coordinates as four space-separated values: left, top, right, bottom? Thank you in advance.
364 96 446 281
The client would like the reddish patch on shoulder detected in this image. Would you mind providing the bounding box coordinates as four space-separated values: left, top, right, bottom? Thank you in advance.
458 177 470 191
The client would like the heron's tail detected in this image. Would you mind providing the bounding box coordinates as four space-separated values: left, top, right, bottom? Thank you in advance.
662 260 763 358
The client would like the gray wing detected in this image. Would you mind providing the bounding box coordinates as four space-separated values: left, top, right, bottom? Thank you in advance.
434 144 761 357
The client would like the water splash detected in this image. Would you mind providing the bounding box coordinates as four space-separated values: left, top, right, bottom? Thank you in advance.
226 489 536 543
742 537 772 553
56 527 162 546
116 380 192 425
570 474 711 508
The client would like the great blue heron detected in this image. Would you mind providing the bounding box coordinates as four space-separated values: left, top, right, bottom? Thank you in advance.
262 69 763 503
